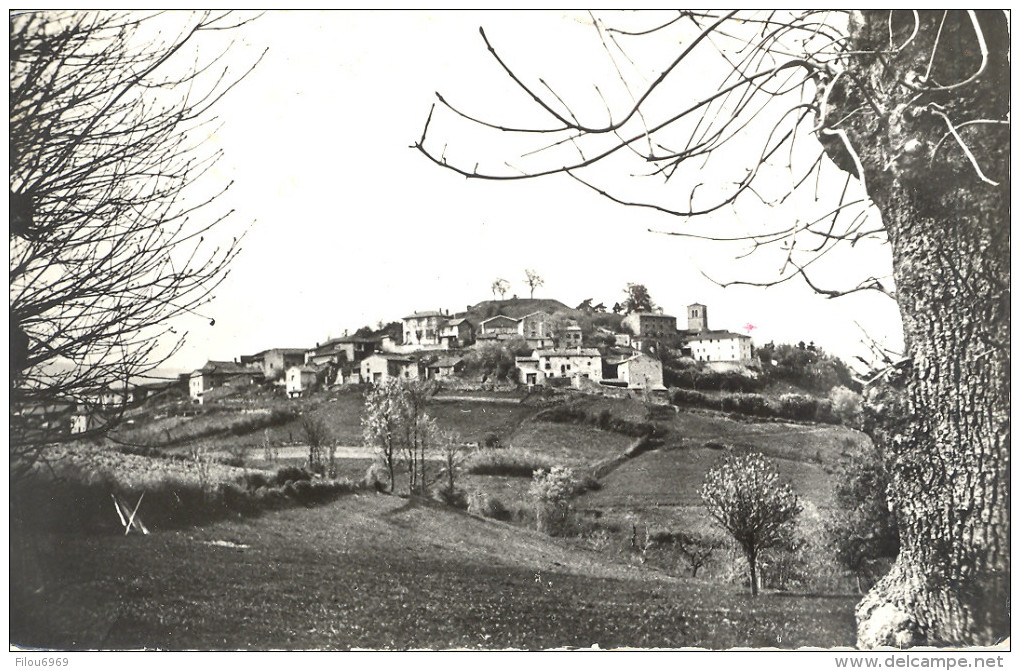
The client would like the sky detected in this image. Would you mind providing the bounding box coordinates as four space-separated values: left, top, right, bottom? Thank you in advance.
155 10 904 374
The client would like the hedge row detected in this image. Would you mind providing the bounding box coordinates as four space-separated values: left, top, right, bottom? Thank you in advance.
12 464 360 534
534 404 668 439
670 389 842 424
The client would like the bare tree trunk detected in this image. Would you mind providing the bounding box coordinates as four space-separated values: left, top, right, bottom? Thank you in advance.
747 552 759 598
829 11 1010 647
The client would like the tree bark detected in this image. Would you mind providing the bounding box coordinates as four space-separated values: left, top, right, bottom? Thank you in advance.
824 11 1009 647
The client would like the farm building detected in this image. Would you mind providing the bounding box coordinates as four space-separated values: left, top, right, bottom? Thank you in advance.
286 365 324 398
189 361 264 404
439 318 475 349
360 353 419 384
479 314 520 339
532 347 603 383
516 311 555 348
426 356 464 380
605 351 665 390
306 335 378 366
515 355 544 386
250 348 307 381
622 311 679 347
562 325 583 348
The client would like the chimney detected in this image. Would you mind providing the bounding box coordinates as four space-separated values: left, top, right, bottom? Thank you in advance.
344 329 348 337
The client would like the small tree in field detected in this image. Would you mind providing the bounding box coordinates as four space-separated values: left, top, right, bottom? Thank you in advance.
701 451 801 596
491 277 510 301
524 269 544 299
301 415 331 475
529 466 577 534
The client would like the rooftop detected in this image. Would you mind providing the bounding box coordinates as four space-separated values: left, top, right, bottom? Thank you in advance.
627 312 676 319
403 311 446 320
480 314 520 325
429 356 464 368
196 360 259 375
687 330 752 342
533 348 601 358
365 353 414 362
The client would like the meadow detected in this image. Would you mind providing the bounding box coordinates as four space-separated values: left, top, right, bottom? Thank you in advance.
11 494 857 650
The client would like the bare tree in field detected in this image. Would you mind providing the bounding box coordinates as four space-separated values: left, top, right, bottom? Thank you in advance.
523 269 544 299
9 11 264 477
416 11 1009 646
490 277 510 301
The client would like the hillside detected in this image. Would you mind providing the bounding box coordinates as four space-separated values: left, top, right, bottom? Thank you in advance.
11 494 857 649
464 297 576 324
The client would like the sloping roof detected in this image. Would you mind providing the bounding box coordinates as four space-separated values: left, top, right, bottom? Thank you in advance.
480 314 520 326
196 360 256 375
686 330 752 342
445 318 470 326
533 348 601 358
627 311 677 319
257 348 306 356
365 353 414 363
518 311 550 320
403 310 445 320
429 356 464 369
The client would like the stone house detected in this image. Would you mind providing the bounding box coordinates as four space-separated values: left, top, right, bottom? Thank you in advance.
517 311 555 348
305 336 378 366
189 361 263 404
622 311 679 347
611 351 665 389
532 347 603 383
426 355 464 380
562 325 583 348
402 310 449 348
253 348 306 381
360 353 419 384
439 318 475 349
515 355 544 386
286 365 324 398
479 314 521 339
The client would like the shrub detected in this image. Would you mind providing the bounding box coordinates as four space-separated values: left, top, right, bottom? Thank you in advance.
482 432 501 448
363 462 391 492
776 393 819 422
829 385 863 425
720 393 770 417
434 486 469 510
530 466 578 534
826 439 899 592
240 471 271 491
463 447 553 477
467 491 510 520
274 466 312 486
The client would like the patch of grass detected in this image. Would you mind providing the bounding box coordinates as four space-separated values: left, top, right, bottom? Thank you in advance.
507 421 634 466
464 447 553 477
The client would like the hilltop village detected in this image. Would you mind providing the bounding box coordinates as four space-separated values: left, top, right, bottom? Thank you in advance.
187 296 754 405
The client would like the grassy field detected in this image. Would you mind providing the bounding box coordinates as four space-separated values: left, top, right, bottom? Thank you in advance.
507 420 635 466
11 494 857 650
